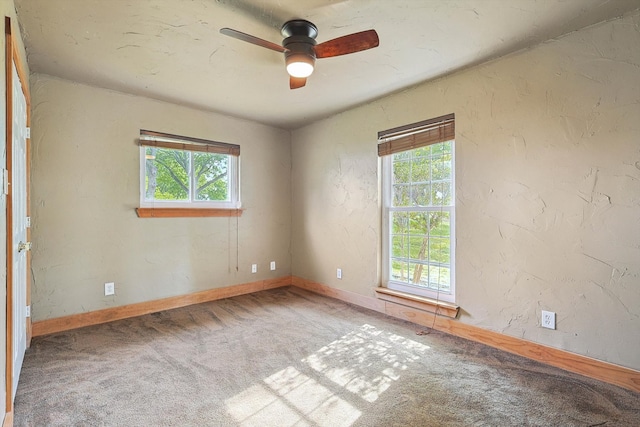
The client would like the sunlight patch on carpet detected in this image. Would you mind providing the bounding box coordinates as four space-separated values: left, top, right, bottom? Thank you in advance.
225 324 429 426
225 366 361 427
303 324 430 402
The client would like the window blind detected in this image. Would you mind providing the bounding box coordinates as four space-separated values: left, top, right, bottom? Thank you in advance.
139 129 240 156
377 113 455 157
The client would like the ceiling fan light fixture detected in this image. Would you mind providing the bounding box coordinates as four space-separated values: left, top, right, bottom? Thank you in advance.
286 54 315 78
220 19 379 89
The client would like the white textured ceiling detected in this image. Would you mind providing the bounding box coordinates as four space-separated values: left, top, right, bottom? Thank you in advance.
15 0 640 129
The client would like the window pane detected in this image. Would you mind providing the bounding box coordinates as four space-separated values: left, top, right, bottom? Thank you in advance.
391 235 409 259
432 181 452 206
194 152 230 201
429 237 450 264
411 183 431 206
390 260 410 283
410 156 430 183
145 147 189 201
408 263 429 287
392 184 410 207
392 159 411 184
408 235 427 260
430 212 449 235
391 211 409 234
414 146 430 158
408 211 429 235
432 155 452 181
429 265 450 292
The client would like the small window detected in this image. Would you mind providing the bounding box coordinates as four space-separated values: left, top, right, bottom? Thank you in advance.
139 130 240 209
379 114 455 302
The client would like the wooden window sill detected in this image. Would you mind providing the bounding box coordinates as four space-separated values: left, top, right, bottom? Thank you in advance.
136 208 243 218
375 287 460 319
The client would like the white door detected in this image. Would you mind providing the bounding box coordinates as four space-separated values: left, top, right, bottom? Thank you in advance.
11 62 28 399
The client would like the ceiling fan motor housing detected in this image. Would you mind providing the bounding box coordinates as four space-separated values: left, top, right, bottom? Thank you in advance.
284 35 317 60
281 19 318 39
282 20 318 77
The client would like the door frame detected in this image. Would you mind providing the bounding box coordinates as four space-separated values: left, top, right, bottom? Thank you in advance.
4 15 31 421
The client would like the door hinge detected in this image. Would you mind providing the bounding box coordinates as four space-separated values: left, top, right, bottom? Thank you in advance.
25 127 30 139
26 216 31 228
25 305 30 318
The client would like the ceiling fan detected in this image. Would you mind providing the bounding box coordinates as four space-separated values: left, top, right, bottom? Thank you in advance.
220 19 379 89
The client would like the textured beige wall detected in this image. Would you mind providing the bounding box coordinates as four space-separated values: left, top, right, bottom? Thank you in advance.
291 12 640 370
30 75 291 321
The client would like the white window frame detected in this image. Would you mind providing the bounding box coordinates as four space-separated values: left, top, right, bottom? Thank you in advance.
380 120 456 303
139 130 241 209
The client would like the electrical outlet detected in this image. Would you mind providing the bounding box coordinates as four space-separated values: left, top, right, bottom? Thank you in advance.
270 261 276 271
541 310 555 329
337 268 342 279
251 264 257 273
104 282 115 296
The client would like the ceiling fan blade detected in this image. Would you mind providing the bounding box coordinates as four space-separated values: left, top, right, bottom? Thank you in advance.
220 28 286 53
290 76 307 89
315 29 379 59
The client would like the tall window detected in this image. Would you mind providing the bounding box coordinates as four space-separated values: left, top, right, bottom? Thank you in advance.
379 114 455 302
139 130 240 209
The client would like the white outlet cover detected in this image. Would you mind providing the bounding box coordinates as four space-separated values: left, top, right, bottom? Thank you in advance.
541 310 556 329
270 261 276 271
251 264 257 273
337 268 342 279
105 282 115 296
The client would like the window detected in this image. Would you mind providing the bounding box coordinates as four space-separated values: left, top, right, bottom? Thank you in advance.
139 130 240 210
379 114 455 302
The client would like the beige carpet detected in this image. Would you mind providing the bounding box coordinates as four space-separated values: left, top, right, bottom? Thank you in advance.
14 287 640 426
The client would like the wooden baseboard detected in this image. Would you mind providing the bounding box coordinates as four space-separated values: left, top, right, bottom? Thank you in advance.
32 276 292 337
30 275 640 393
2 411 12 427
290 276 640 393
291 276 387 313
